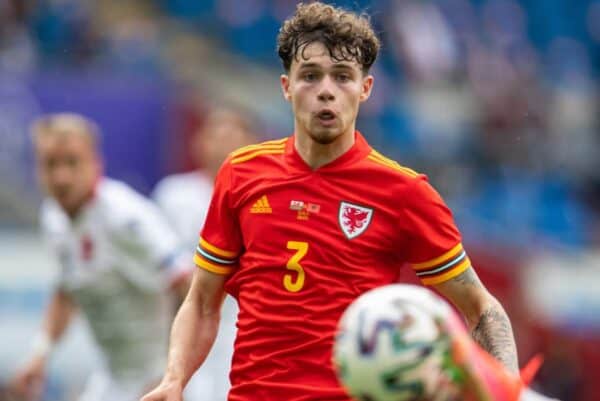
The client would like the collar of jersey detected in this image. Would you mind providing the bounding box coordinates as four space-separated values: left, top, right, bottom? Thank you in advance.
284 131 372 173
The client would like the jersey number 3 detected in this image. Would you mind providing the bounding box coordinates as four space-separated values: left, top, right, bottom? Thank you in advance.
284 241 308 292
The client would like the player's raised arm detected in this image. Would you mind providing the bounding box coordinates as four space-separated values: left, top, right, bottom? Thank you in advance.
141 267 227 401
11 289 76 399
433 267 519 374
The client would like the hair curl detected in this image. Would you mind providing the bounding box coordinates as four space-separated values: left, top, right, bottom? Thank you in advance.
277 2 380 73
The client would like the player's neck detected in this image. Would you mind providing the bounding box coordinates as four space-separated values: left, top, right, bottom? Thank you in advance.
62 197 89 221
294 128 356 170
63 177 100 221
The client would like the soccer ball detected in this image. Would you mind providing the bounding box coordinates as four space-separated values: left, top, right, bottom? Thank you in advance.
333 284 458 401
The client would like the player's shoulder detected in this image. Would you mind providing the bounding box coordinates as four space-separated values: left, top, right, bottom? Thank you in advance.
97 178 144 206
226 137 289 166
363 148 422 182
96 178 160 223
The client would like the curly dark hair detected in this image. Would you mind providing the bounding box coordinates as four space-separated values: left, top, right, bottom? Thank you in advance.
277 2 381 74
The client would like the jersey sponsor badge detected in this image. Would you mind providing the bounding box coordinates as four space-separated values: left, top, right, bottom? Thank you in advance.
289 200 304 211
290 200 321 220
338 201 373 239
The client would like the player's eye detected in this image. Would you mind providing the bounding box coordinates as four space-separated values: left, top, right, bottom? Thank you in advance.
336 73 351 82
66 156 79 168
45 159 57 170
303 72 318 82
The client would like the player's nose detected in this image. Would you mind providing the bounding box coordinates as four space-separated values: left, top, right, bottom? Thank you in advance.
50 165 74 187
317 77 335 102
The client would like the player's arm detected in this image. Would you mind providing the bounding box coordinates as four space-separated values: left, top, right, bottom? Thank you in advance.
141 267 227 401
433 267 519 374
400 176 519 374
11 289 76 398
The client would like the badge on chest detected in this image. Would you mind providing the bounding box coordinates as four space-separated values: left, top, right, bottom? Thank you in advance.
80 234 94 261
338 201 374 239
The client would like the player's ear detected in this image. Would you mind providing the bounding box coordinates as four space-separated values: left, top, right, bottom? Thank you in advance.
359 74 374 102
280 74 291 102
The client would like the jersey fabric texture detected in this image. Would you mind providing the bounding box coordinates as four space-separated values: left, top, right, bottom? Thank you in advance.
41 178 188 386
153 170 238 401
194 132 472 401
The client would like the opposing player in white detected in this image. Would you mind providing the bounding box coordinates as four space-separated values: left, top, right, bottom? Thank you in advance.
11 113 191 401
152 108 256 401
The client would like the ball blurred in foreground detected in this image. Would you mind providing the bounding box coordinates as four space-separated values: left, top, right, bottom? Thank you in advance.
333 284 461 401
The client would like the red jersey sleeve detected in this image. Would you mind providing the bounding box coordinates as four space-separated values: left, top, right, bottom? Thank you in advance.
401 175 471 285
193 159 243 275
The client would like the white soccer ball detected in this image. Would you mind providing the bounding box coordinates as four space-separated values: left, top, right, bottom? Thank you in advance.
333 284 458 401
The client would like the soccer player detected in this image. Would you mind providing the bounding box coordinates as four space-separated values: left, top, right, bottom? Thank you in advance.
10 113 191 401
152 107 256 401
141 3 520 401
153 107 256 249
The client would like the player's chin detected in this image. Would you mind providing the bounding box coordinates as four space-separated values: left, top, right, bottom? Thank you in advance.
56 193 83 212
52 191 72 206
308 126 343 145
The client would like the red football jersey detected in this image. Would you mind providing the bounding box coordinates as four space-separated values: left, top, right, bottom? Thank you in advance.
194 132 472 401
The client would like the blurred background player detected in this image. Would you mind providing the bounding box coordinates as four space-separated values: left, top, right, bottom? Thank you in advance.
10 113 192 401
153 107 257 249
152 107 256 401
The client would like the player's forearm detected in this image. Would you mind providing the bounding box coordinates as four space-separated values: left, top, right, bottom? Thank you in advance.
31 290 75 359
470 298 519 374
162 296 220 387
43 290 75 342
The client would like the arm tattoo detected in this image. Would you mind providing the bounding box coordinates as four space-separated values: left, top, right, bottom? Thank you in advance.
471 306 519 374
449 269 519 373
453 267 480 286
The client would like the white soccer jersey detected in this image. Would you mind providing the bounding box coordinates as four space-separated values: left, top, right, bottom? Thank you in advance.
40 178 189 390
153 170 237 401
152 171 213 247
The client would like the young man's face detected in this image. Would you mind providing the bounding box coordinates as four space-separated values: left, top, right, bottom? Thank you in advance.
281 42 373 145
35 133 101 216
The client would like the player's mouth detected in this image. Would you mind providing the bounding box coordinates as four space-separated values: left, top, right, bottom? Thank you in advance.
52 186 73 202
316 109 337 126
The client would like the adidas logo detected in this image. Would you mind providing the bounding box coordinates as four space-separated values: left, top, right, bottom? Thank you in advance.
250 195 272 214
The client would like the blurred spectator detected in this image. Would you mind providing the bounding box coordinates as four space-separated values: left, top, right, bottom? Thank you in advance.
0 0 37 75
